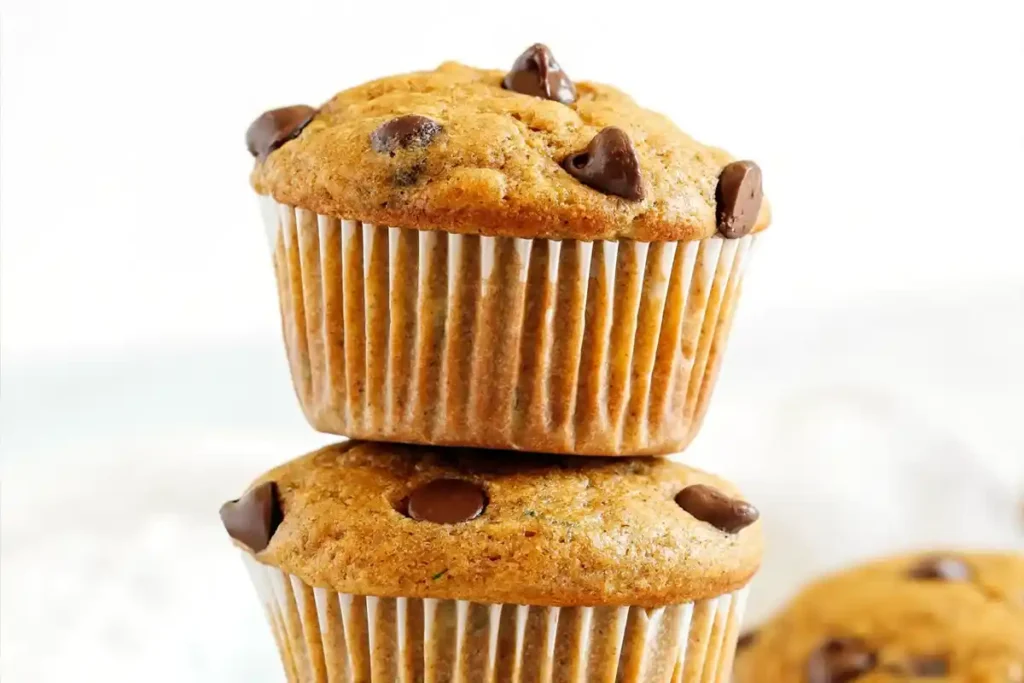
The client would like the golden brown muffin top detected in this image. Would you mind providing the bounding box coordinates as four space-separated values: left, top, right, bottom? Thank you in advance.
733 552 1024 683
248 45 771 243
219 441 763 607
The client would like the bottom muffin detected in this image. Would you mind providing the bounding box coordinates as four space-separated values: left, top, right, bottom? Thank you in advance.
733 551 1024 682
219 441 763 682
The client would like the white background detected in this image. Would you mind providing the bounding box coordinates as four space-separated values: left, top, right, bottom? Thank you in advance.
2 0 1023 680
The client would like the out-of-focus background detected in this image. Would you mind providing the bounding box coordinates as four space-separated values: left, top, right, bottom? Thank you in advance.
2 0 1023 680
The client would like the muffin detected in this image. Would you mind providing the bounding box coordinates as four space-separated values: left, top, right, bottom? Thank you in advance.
733 551 1024 682
246 43 771 456
219 441 763 682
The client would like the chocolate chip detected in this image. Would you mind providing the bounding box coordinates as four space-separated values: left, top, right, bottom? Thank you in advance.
675 484 759 534
405 479 486 524
563 127 644 201
370 115 442 155
808 638 877 683
219 481 282 553
906 656 949 677
737 630 758 650
908 555 972 581
715 160 763 238
393 162 425 187
502 43 577 105
246 105 316 159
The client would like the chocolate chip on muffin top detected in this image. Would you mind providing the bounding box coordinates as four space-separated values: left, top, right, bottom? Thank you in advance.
219 481 282 553
562 127 645 200
221 441 762 606
716 160 763 238
907 554 973 581
247 46 770 242
401 478 487 524
370 115 443 155
806 637 877 683
502 43 576 104
674 483 760 533
246 105 316 160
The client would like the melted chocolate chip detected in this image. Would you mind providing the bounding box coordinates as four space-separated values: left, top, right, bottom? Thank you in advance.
906 656 949 677
393 162 425 187
370 115 442 155
715 160 763 238
563 127 644 200
908 555 972 581
246 105 316 159
219 481 282 553
502 43 577 104
405 479 486 524
807 638 878 683
675 484 760 534
736 630 758 651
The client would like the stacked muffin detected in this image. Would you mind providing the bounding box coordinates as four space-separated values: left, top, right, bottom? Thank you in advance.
224 44 769 682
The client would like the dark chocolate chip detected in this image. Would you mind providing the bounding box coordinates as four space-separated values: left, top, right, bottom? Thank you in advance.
906 656 949 677
562 127 644 200
219 481 282 553
502 43 577 105
246 106 316 159
370 115 442 155
807 638 878 683
737 630 758 651
715 160 763 239
908 555 972 581
393 162 425 187
675 484 760 534
405 479 486 524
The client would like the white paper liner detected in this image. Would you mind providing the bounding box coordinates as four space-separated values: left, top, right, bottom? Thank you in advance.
243 555 749 683
262 197 757 456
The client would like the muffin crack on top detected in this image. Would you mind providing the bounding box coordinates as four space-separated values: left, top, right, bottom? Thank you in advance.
247 44 770 242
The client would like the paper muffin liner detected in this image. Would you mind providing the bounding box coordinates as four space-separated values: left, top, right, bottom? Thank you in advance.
243 555 749 683
261 197 757 455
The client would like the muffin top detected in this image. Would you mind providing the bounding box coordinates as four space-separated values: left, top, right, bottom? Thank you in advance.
247 44 770 243
733 551 1024 682
219 441 763 607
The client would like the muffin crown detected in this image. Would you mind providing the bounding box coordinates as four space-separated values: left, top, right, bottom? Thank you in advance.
249 55 770 242
734 552 1024 681
223 441 763 607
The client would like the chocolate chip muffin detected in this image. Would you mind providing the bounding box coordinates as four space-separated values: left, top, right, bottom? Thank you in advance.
220 441 763 682
733 552 1024 683
247 44 771 456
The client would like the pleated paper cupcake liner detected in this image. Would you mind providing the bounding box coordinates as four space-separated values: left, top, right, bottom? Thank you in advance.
262 197 757 456
243 555 749 683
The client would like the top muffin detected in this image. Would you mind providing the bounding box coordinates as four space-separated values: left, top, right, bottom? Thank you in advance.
248 44 770 243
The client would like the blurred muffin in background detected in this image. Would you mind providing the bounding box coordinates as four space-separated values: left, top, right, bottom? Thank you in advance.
733 551 1024 682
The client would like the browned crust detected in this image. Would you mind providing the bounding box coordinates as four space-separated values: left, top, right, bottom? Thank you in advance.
237 441 763 607
251 62 771 242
